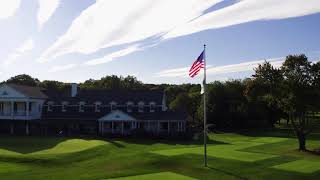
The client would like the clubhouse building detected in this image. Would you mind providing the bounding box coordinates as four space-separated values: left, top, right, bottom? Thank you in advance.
0 84 187 136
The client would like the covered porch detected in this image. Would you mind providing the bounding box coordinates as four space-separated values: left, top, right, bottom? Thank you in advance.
97 110 186 136
0 100 41 120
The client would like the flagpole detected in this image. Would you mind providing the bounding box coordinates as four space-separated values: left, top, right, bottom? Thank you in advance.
203 44 207 167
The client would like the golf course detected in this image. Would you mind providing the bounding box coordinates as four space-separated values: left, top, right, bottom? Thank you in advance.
0 129 319 180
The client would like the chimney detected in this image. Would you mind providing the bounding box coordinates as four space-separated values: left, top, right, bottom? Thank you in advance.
71 83 77 97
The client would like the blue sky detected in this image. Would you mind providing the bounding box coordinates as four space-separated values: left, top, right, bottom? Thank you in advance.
0 0 320 84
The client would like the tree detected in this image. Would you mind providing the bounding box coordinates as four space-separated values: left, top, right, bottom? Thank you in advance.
40 80 68 91
6 74 40 86
248 61 284 126
280 54 316 151
169 92 202 128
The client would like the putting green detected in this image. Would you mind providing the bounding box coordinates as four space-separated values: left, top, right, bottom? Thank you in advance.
32 139 107 155
273 160 320 173
105 172 196 180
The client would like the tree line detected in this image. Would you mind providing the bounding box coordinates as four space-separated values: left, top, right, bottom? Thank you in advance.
2 54 319 151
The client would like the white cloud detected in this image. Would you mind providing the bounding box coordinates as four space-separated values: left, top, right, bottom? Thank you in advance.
84 45 141 66
156 57 284 78
39 0 320 62
164 0 320 39
48 64 77 72
37 0 60 30
16 38 34 52
39 0 222 61
3 38 34 65
0 0 21 19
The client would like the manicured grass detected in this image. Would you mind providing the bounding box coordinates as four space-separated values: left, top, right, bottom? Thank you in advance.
273 160 320 173
106 172 196 180
152 142 278 162
31 139 107 155
0 130 319 180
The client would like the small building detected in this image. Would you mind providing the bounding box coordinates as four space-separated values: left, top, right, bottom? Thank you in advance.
0 83 187 136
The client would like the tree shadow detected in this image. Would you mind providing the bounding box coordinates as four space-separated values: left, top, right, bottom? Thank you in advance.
207 166 248 180
107 136 228 146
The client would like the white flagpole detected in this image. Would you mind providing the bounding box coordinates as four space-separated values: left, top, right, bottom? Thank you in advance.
203 44 207 167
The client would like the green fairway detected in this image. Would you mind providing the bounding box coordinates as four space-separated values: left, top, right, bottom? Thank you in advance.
0 131 319 180
273 160 320 173
106 172 196 180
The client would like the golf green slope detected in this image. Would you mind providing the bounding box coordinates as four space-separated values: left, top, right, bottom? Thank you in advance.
0 131 319 180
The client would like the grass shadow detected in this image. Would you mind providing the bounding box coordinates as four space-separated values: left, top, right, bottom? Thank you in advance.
109 136 228 146
0 136 66 154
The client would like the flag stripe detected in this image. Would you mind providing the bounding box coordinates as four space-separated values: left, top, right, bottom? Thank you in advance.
189 50 205 78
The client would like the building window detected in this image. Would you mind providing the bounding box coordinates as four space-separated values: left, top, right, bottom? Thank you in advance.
47 101 54 112
149 102 156 112
127 102 134 112
79 101 85 112
138 101 144 112
95 101 102 112
62 101 68 112
110 101 117 111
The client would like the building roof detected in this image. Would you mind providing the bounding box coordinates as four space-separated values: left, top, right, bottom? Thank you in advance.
7 84 48 99
44 89 164 105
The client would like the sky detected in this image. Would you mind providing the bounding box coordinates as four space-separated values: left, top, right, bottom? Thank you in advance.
0 0 320 84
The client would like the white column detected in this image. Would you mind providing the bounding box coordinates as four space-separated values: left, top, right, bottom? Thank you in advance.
26 101 30 117
102 122 104 135
98 121 101 134
10 123 14 135
131 121 134 129
111 121 114 134
178 122 180 132
26 122 29 135
10 101 14 117
121 121 124 135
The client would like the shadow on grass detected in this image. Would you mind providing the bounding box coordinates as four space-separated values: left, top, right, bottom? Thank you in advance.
207 166 248 180
0 136 66 154
108 136 228 146
235 128 320 140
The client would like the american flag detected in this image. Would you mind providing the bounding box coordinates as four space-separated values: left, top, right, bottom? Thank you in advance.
189 50 205 78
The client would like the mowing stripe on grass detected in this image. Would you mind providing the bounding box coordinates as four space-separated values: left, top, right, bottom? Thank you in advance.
272 160 320 174
105 172 196 180
152 139 280 163
0 162 29 174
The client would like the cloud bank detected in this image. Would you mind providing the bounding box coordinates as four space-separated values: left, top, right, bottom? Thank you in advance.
0 0 21 19
37 0 60 30
38 0 320 63
39 0 222 62
3 38 34 65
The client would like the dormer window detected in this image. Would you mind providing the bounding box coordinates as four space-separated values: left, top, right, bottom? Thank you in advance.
79 101 85 112
127 102 134 112
149 102 156 112
62 101 68 112
95 101 102 112
110 101 117 111
47 101 54 112
138 101 144 112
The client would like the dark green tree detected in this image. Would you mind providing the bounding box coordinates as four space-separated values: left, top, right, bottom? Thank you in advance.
280 54 316 151
6 74 40 86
